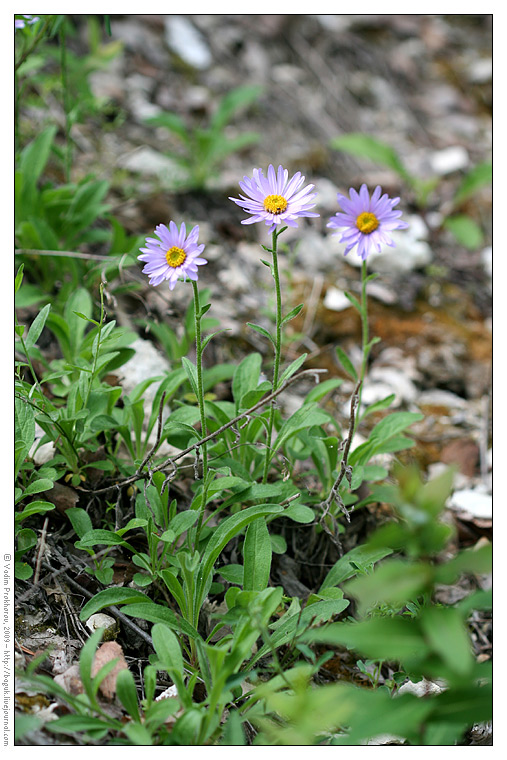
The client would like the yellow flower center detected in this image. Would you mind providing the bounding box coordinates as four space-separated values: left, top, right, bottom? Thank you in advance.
166 246 186 268
356 212 379 234
263 194 288 215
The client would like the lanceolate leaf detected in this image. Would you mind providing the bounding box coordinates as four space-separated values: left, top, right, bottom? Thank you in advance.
79 588 150 621
194 504 284 617
243 519 272 591
335 346 358 380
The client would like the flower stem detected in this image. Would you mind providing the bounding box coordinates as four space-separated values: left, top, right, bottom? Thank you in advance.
355 260 369 431
192 282 209 542
262 230 282 484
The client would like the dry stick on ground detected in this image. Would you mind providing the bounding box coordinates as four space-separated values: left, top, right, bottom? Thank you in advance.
41 562 205 682
319 380 362 543
79 367 328 496
16 547 112 606
41 561 155 648
33 516 49 586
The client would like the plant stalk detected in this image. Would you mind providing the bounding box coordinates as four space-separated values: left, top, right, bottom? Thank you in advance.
355 260 369 433
192 282 209 545
262 229 282 484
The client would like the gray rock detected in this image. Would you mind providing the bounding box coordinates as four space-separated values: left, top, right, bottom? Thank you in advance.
118 146 187 184
323 287 350 312
429 146 469 175
164 16 212 70
449 486 492 519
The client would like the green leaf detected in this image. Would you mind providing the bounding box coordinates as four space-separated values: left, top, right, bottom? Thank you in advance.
15 562 33 580
209 84 263 131
320 545 392 590
79 588 150 620
79 627 103 703
145 112 190 143
303 617 430 663
19 125 58 190
278 353 307 385
419 606 473 676
344 559 433 614
432 682 492 726
281 303 304 325
252 599 349 665
194 504 284 617
367 411 423 448
243 519 272 591
15 396 35 451
416 466 455 517
274 403 329 453
304 378 343 404
123 722 153 746
232 353 262 413
217 564 244 585
247 322 275 346
122 603 201 642
335 346 358 380
151 623 183 676
15 500 55 522
115 668 140 722
15 264 24 293
181 357 199 398
14 713 41 741
433 542 492 585
73 311 100 326
24 303 51 351
220 709 246 745
454 161 492 205
443 215 483 250
201 327 230 352
343 290 362 313
22 478 54 497
169 510 199 538
78 529 136 551
330 133 412 183
283 504 315 524
47 715 117 736
116 518 149 537
360 394 395 419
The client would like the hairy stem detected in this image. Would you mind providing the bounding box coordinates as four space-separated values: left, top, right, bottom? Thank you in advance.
355 260 369 434
262 230 282 484
192 282 209 545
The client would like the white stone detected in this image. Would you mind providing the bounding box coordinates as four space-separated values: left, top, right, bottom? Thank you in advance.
417 389 467 409
398 678 445 697
467 58 492 84
449 486 492 519
323 287 351 312
365 733 405 746
118 146 187 184
119 338 171 401
481 246 492 279
365 366 418 406
429 146 469 175
85 613 118 637
164 16 212 70
156 684 178 700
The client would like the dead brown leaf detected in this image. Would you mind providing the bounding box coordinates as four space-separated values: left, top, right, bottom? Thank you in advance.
90 641 128 700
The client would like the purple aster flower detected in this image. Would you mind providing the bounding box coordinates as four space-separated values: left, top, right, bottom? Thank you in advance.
138 222 207 289
229 164 319 233
15 15 40 30
327 184 409 261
